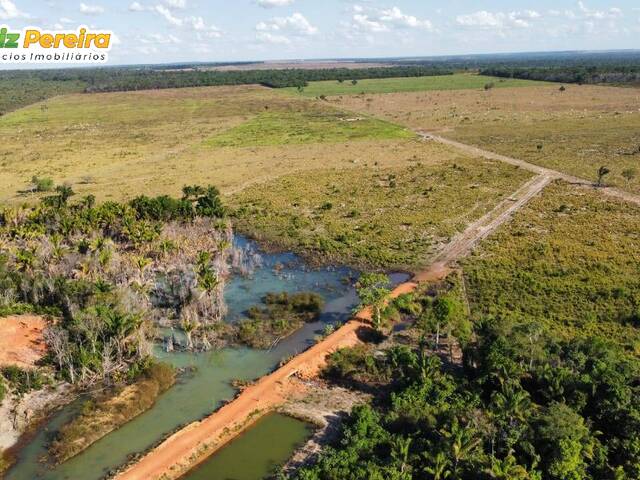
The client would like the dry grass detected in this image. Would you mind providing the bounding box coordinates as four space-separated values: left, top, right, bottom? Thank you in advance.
331 84 640 193
231 145 532 270
0 85 415 204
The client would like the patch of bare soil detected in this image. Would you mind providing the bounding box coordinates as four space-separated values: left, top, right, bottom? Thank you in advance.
279 378 371 473
0 316 47 369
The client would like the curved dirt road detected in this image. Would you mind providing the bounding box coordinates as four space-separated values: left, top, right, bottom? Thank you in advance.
419 132 640 207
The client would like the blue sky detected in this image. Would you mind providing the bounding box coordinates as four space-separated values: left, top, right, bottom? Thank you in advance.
3 0 640 65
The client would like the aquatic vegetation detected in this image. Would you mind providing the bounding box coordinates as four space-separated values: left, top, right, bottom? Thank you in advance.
237 292 324 349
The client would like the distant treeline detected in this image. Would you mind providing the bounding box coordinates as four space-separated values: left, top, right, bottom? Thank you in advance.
0 65 450 113
78 65 452 91
480 66 640 85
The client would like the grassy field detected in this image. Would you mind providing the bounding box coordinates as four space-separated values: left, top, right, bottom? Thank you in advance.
0 85 414 204
231 154 532 270
0 78 86 116
462 181 640 352
284 74 544 97
332 84 640 193
206 109 413 147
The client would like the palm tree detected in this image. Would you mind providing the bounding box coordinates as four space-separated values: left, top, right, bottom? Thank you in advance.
423 452 452 480
491 383 531 425
391 436 412 474
181 318 198 350
485 454 531 479
440 419 481 477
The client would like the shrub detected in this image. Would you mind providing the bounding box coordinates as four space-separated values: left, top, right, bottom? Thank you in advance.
31 175 54 192
1 366 48 395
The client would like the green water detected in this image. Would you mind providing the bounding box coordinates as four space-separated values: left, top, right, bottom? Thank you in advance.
6 235 408 480
182 413 313 480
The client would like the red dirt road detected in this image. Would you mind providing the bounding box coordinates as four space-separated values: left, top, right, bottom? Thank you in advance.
114 283 420 480
115 170 554 480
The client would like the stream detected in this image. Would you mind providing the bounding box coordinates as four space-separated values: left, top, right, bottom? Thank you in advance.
6 237 408 480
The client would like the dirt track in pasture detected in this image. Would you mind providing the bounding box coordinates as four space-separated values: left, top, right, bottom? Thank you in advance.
114 165 557 480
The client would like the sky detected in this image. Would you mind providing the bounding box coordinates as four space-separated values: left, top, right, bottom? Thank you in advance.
2 0 640 65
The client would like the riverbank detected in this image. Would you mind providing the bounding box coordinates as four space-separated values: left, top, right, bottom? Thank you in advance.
113 278 418 480
49 363 176 464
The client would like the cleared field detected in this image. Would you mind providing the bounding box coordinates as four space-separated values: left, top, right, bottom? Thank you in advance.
462 181 640 352
0 85 409 204
285 74 544 97
231 151 532 270
333 84 640 193
206 109 413 147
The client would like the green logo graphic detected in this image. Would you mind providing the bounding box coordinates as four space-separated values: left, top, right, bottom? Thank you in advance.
0 27 20 48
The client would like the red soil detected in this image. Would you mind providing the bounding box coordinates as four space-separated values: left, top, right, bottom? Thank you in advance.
0 315 47 368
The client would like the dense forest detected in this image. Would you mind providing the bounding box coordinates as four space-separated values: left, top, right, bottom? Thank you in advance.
479 66 640 85
292 280 640 480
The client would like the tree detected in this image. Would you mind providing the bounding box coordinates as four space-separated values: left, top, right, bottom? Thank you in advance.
423 451 452 480
596 166 610 187
355 273 391 330
425 295 464 354
485 454 532 479
441 418 482 476
536 402 595 480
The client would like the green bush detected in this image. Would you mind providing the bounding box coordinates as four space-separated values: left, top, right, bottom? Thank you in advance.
31 175 54 192
1 366 48 395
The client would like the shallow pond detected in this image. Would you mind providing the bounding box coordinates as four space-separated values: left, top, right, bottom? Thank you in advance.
6 237 408 480
181 413 313 480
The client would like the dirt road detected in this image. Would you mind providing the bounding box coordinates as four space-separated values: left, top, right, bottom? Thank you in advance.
114 168 554 479
419 132 640 207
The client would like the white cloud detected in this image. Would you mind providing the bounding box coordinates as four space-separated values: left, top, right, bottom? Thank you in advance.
153 5 222 37
164 0 186 9
256 31 291 44
346 5 432 34
128 1 145 12
379 7 432 30
255 12 316 46
154 4 182 25
352 13 388 33
578 1 622 19
79 2 104 15
0 0 28 19
456 10 541 29
256 12 318 35
256 0 295 8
